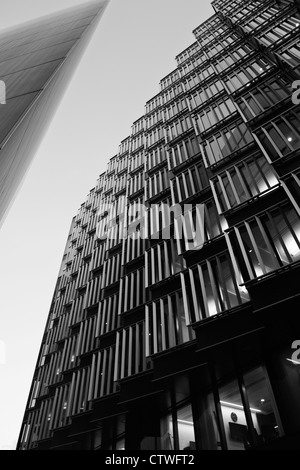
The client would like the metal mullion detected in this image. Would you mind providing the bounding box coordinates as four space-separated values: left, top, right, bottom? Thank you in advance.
61 385 69 425
255 215 281 267
128 327 133 377
149 205 154 236
136 269 140 307
99 299 107 335
137 229 141 258
86 317 93 353
145 251 149 288
234 165 251 199
42 400 52 440
117 279 124 316
182 139 189 163
120 329 127 379
210 180 223 215
181 172 189 199
176 176 183 203
226 250 243 304
129 273 134 310
29 411 39 447
216 256 231 309
217 175 232 210
106 347 113 395
100 349 107 397
155 204 160 234
60 340 68 373
164 241 171 278
94 352 101 398
160 299 167 351
80 322 88 357
112 295 117 330
45 357 53 389
135 323 140 373
180 272 191 327
153 302 158 354
38 401 46 440
188 167 197 194
145 306 150 357
167 295 177 348
193 163 204 193
116 249 122 281
159 169 164 192
52 388 62 429
207 260 221 313
113 333 120 382
151 247 156 285
226 170 242 204
175 291 184 345
244 220 268 275
78 369 86 413
154 173 158 197
233 227 255 279
88 354 96 401
197 264 210 318
70 372 79 416
157 244 163 281
142 321 147 372
111 255 116 284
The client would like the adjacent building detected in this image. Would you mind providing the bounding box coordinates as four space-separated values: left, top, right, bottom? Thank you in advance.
0 0 109 227
18 0 300 450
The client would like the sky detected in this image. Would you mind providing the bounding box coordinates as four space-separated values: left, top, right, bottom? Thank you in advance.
0 0 214 449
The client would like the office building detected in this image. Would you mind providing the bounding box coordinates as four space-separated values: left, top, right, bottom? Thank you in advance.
18 0 300 450
0 0 109 226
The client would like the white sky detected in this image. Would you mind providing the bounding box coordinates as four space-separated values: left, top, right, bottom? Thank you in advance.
0 0 213 449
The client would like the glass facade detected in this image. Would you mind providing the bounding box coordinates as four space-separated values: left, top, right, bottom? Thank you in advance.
19 0 300 451
0 1 109 226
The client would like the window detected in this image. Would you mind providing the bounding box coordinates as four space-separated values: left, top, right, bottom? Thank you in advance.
145 239 185 287
171 161 209 203
212 154 278 212
119 268 145 312
146 291 195 355
89 347 117 399
225 59 271 93
181 252 249 323
96 293 119 335
196 98 236 133
167 135 201 170
176 200 223 254
203 121 254 166
257 109 300 161
189 80 224 109
166 114 194 142
229 202 300 280
147 145 167 171
237 76 291 120
114 323 147 379
146 167 170 200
